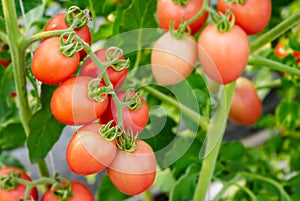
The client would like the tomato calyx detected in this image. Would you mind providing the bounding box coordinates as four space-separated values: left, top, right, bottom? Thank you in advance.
59 31 84 57
0 170 21 190
211 9 235 32
64 6 91 29
124 90 143 111
105 47 130 72
172 0 189 6
224 0 245 4
50 175 73 201
116 130 137 152
88 79 110 102
99 120 123 141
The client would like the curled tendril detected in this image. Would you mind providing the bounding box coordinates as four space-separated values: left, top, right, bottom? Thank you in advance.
106 47 130 72
98 121 124 141
124 90 143 111
51 175 72 201
88 79 112 102
116 129 137 152
59 31 84 57
169 20 191 40
0 170 21 190
65 6 91 29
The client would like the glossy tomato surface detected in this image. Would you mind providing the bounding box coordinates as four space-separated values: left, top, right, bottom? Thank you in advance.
107 139 156 195
50 76 108 125
151 32 197 85
44 13 91 59
32 37 80 84
41 181 94 201
111 91 149 135
157 0 209 35
229 77 262 125
0 167 38 201
197 24 250 84
79 48 128 89
66 123 116 175
217 0 272 35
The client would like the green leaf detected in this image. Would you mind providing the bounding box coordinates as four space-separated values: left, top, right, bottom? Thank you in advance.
289 36 300 52
154 168 176 193
0 154 24 169
220 141 245 161
27 84 65 163
275 101 300 132
0 123 26 151
96 174 129 201
169 163 200 201
290 146 300 171
0 0 42 17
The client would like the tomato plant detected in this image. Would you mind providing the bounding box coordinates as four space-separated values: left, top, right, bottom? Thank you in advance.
0 167 38 201
217 0 272 35
0 42 10 68
228 77 262 125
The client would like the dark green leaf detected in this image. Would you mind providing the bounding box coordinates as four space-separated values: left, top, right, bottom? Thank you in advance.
289 37 300 52
96 174 129 201
27 84 65 163
275 101 300 132
0 154 24 169
0 123 26 151
290 146 300 171
0 0 42 17
220 141 244 161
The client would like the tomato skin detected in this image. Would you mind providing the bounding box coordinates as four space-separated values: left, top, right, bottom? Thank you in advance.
41 181 94 201
151 32 197 85
274 43 288 58
107 139 156 195
50 76 108 125
0 167 38 201
197 24 250 84
157 0 209 35
66 123 116 175
111 91 149 135
32 37 80 84
79 48 128 89
229 77 262 126
293 51 300 63
217 0 272 35
44 13 91 59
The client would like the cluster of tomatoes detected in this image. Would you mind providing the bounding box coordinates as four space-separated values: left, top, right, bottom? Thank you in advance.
151 0 270 125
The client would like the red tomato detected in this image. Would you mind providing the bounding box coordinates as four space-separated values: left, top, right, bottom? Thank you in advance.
111 91 149 135
0 167 38 201
197 24 250 84
274 43 288 58
229 77 262 125
293 51 300 63
79 48 128 89
44 13 91 59
151 32 197 85
107 139 156 195
217 0 272 35
41 180 94 201
66 123 117 175
32 37 80 84
50 76 108 125
157 0 209 35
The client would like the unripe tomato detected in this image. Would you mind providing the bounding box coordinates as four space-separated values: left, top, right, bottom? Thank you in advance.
217 0 272 35
229 77 262 126
66 123 117 175
157 0 209 35
44 13 91 59
197 24 250 84
107 139 156 195
41 180 94 201
50 76 108 125
32 37 80 85
0 167 38 201
151 32 197 85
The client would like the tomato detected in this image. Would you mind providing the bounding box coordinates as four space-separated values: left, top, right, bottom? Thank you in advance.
217 0 272 35
293 51 300 63
151 32 197 85
107 139 156 195
66 123 116 175
111 91 149 135
79 48 128 89
274 43 288 58
44 13 91 59
229 77 262 126
50 76 108 125
32 37 80 85
0 167 38 201
157 0 208 35
197 24 250 84
41 180 94 201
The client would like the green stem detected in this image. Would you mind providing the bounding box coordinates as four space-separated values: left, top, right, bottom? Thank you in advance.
88 0 97 31
0 31 8 44
248 55 300 76
255 79 282 90
143 189 154 201
142 85 210 131
193 83 236 201
250 10 300 53
241 172 291 201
